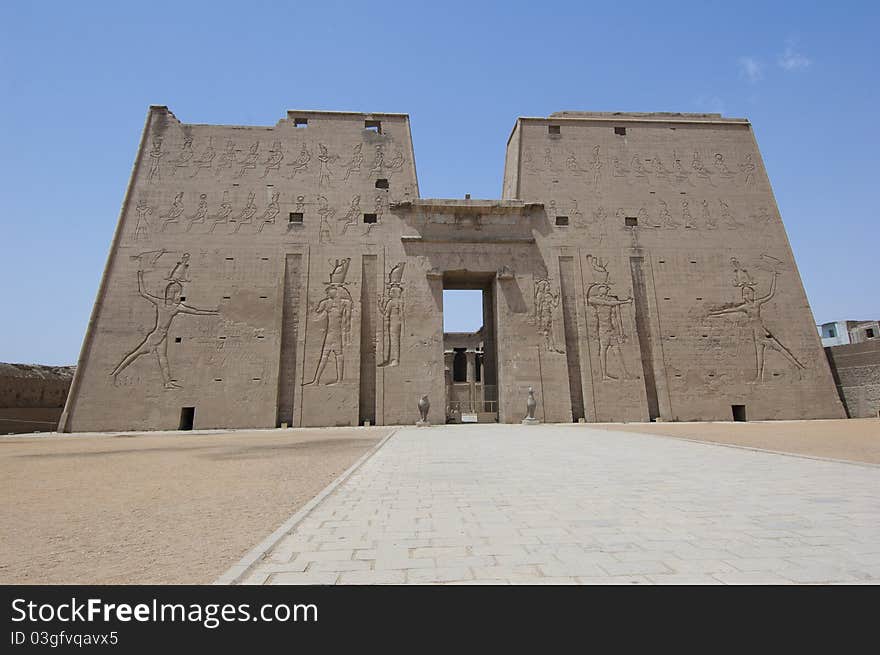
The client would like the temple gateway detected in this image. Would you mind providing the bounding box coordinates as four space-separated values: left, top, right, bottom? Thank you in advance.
59 107 845 431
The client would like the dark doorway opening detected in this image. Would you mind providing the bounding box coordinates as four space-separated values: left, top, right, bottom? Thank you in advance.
179 407 195 430
442 273 498 423
732 404 747 422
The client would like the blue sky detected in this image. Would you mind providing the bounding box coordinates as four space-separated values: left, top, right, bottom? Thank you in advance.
1 0 877 364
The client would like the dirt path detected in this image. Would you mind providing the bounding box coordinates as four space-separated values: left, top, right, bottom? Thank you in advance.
596 419 880 464
0 427 388 584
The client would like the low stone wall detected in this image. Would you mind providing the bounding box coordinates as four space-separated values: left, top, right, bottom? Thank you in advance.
824 342 880 418
0 364 75 433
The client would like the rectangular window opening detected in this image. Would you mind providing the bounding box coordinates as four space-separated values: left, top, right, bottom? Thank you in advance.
555 215 569 226
548 125 561 135
625 216 638 227
363 213 378 224
867 328 876 339
375 178 389 189
365 120 382 133
174 337 182 343
732 404 747 422
294 117 308 127
289 212 303 223
614 126 626 136
179 407 195 431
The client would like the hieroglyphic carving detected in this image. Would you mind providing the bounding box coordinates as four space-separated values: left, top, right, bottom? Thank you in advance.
190 138 215 178
692 151 714 185
590 145 602 187
701 199 717 229
304 258 353 386
258 190 280 233
287 143 311 178
631 154 649 181
672 150 692 186
111 258 218 389
364 194 385 235
317 195 335 243
341 144 363 180
612 157 629 178
160 192 185 231
534 278 565 353
387 149 405 176
523 148 536 171
658 199 679 228
233 191 258 233
170 136 194 176
707 256 804 381
260 141 284 178
236 142 259 178
338 194 361 234
586 255 633 381
719 199 739 228
713 153 736 180
543 148 553 171
566 152 582 176
740 153 757 187
652 154 671 181
134 196 153 240
209 191 233 233
682 199 697 229
185 193 209 232
148 137 164 183
378 263 405 367
215 140 236 177
369 144 386 177
317 143 338 188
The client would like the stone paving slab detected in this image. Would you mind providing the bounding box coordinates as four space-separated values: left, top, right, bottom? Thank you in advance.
240 424 880 585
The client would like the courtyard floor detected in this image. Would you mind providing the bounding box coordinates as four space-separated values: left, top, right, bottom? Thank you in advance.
0 427 385 583
238 422 880 585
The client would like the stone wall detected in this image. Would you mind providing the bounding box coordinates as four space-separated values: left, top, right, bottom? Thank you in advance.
60 107 845 432
0 364 74 433
825 342 880 418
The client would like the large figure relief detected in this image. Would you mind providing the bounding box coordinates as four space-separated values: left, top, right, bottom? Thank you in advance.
111 253 219 390
586 255 633 381
304 259 353 386
707 256 805 382
378 263 406 367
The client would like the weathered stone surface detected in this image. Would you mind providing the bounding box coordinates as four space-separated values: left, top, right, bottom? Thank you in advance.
1 363 74 433
825 341 880 418
60 108 844 431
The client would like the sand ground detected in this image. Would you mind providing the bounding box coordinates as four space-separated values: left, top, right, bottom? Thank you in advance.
597 418 879 464
0 427 386 584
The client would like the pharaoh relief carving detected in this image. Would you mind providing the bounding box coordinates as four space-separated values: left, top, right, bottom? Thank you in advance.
740 153 757 187
111 253 219 390
170 136 194 177
586 255 633 381
707 255 805 382
317 143 338 188
185 193 209 232
232 191 258 233
287 143 312 178
317 195 335 243
305 258 353 386
261 141 284 178
190 138 215 178
370 144 386 177
258 191 280 233
341 144 363 181
338 195 361 235
148 137 164 183
215 140 237 177
378 263 406 367
387 148 406 176
236 142 259 178
160 192 185 232
534 277 565 354
209 191 233 233
134 196 154 240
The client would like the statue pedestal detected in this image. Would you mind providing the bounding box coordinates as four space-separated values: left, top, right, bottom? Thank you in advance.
415 419 430 427
521 417 541 425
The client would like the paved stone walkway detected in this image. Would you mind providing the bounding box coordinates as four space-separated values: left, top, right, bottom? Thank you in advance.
239 424 880 584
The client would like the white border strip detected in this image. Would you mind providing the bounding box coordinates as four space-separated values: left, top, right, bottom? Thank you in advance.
213 428 399 585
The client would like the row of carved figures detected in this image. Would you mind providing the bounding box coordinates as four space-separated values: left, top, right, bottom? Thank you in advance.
132 190 400 240
549 197 775 236
147 136 407 186
527 146 760 188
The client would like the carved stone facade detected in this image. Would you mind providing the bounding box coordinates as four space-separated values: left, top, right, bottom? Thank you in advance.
60 107 845 431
